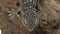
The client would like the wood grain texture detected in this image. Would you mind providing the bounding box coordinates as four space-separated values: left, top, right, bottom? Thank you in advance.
0 0 60 34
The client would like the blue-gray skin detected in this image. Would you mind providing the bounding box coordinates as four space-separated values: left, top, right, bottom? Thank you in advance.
20 0 43 31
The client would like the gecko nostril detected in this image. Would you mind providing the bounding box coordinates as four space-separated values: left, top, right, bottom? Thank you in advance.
52 23 59 29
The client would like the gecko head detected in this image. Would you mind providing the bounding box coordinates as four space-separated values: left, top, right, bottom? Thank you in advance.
20 10 40 31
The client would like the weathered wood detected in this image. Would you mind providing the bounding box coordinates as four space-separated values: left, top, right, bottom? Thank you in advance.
0 0 60 34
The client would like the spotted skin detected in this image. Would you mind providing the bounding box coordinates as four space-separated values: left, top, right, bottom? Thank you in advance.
8 0 43 31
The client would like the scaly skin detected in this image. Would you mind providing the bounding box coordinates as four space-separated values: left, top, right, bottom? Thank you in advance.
8 0 43 31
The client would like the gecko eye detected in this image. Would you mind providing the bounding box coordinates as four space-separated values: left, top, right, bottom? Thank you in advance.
16 2 20 7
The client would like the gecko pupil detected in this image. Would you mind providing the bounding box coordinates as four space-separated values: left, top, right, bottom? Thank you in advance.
16 2 20 7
